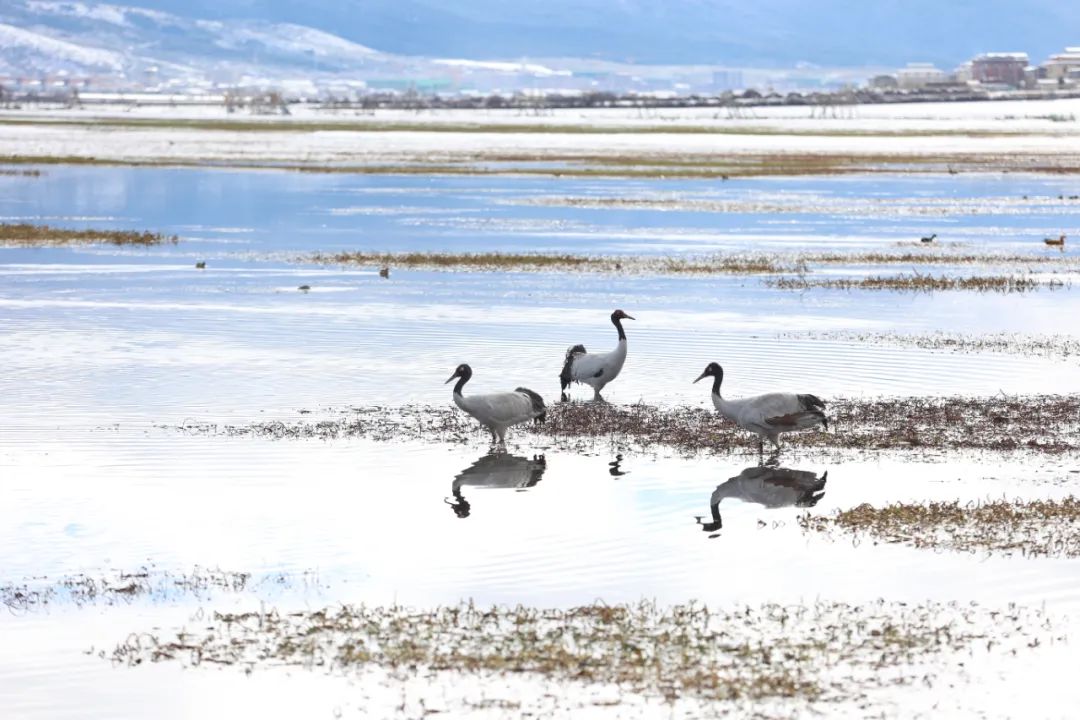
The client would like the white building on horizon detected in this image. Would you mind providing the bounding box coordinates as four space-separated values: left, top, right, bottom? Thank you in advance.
896 62 947 90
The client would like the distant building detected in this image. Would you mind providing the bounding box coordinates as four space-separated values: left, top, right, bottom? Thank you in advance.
971 53 1029 87
896 63 946 90
1043 47 1080 87
868 74 898 89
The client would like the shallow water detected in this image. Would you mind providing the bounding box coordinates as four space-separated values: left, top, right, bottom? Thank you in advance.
2 166 1080 717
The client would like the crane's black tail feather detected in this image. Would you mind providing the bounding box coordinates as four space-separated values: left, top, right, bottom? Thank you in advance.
559 344 587 391
516 387 547 424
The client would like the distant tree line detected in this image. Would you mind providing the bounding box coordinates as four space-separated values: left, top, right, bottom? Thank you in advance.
310 85 1080 114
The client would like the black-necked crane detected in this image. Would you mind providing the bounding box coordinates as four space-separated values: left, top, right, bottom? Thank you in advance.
559 309 634 401
920 233 937 243
446 364 546 446
694 362 828 458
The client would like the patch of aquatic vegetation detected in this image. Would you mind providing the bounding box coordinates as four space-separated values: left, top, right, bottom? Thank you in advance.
521 193 1080 218
7 149 1080 179
800 251 1080 267
304 249 1079 277
108 600 1058 705
306 251 788 274
164 394 1080 455
0 222 178 247
768 272 1065 293
801 497 1080 558
0 566 318 610
1 115 1064 137
0 168 43 176
787 331 1080 360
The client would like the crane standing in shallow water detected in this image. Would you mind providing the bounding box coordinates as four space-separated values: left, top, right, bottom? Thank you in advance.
559 309 635 401
694 362 828 459
446 364 546 447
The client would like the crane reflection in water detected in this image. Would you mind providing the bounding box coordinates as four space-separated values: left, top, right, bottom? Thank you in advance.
695 465 828 537
445 452 547 518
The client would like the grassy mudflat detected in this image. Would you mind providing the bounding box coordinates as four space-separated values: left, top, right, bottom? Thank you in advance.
0 223 178 246
308 251 787 274
166 394 1080 455
108 599 1055 705
2 115 1068 137
768 273 1064 293
6 106 1080 178
305 249 1079 277
2 151 1080 179
525 193 1080 217
802 497 1080 558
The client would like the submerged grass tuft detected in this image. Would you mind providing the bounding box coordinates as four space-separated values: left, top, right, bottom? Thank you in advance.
0 566 323 611
108 599 1056 705
786 331 1080 360
768 272 1062 293
0 223 178 246
801 497 1080 558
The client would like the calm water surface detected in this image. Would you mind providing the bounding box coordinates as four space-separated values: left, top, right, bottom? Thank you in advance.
2 166 1079 718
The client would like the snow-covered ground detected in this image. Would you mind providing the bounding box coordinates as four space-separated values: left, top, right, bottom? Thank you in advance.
2 98 1080 166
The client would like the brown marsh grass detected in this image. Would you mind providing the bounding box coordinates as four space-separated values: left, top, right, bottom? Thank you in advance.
7 147 1080 178
307 251 788 274
303 249 1079 277
801 497 1080 558
0 223 178 246
166 394 1080 455
768 272 1062 293
109 599 1056 705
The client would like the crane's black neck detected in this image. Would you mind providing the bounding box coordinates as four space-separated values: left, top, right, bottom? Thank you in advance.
710 370 724 397
453 369 472 396
612 315 627 341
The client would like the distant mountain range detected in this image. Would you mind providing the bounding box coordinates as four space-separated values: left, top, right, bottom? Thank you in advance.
2 0 1078 89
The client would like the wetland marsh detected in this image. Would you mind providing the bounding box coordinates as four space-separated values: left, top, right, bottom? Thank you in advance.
2 145 1080 717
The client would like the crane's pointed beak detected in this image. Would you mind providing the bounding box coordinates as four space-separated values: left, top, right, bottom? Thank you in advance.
693 371 708 384
445 373 458 384
624 314 636 320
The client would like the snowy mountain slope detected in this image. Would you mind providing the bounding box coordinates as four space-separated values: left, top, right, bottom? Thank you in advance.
0 21 125 74
4 0 1077 89
0 1 401 80
101 0 1080 67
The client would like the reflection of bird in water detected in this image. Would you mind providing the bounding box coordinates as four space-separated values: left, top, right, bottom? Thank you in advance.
609 454 629 476
446 363 546 446
444 452 547 518
695 465 828 534
693 362 828 460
